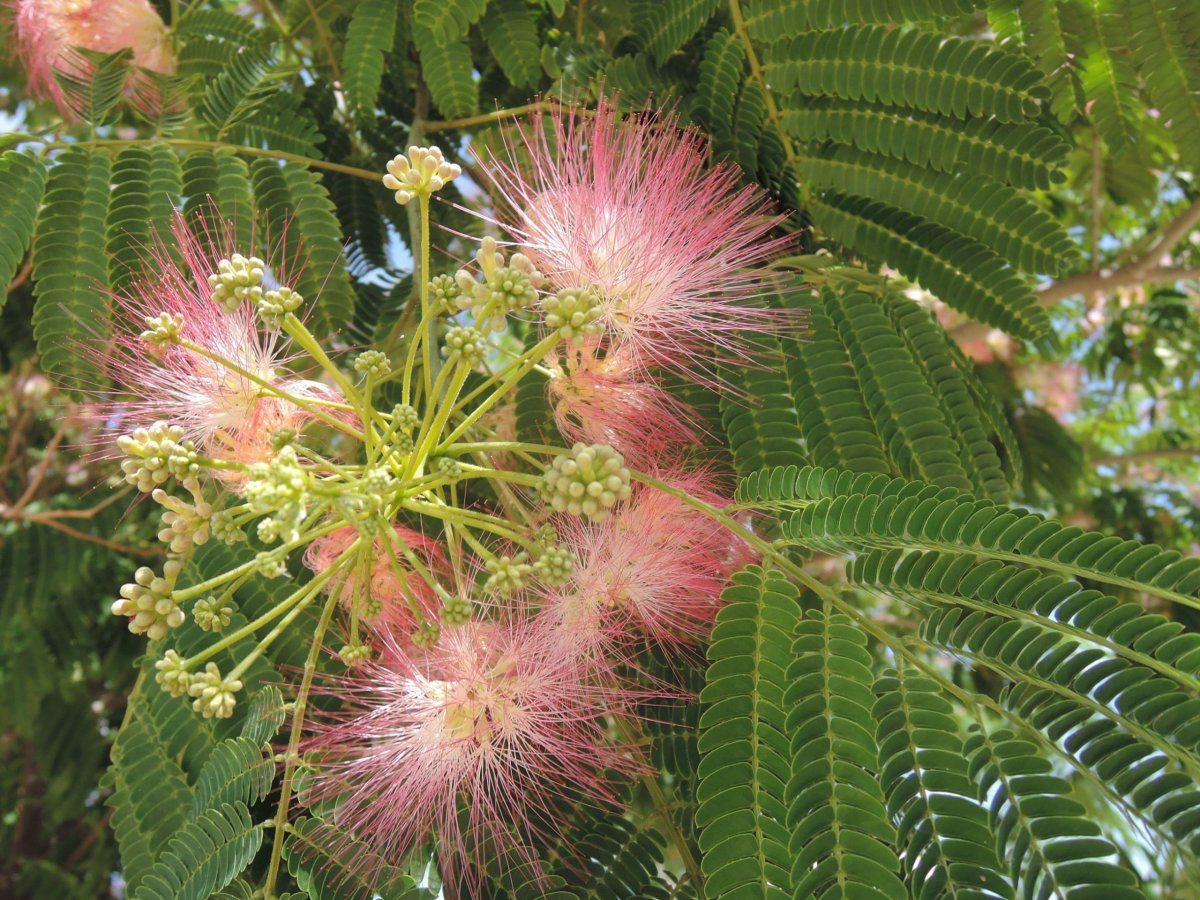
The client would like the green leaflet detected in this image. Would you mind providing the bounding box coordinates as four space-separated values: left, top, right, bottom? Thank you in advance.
738 464 1200 609
250 159 357 337
874 662 1013 899
130 802 264 900
106 144 183 293
0 151 47 316
344 0 399 115
182 149 255 249
786 610 905 899
414 27 478 119
697 565 799 898
483 0 542 90
32 147 112 392
965 727 1147 898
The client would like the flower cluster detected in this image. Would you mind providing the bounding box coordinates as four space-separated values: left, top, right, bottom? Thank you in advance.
100 102 788 891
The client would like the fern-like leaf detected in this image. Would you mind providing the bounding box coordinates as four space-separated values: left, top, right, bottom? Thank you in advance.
250 159 356 336
52 48 132 125
766 27 1046 123
812 193 1051 338
182 149 255 248
483 0 542 89
692 29 745 154
786 609 906 899
782 100 1069 190
344 0 399 115
965 726 1146 897
1125 0 1200 166
415 27 478 118
414 0 488 45
189 737 275 818
106 145 183 293
633 0 719 65
283 816 430 899
697 565 798 897
32 147 112 391
874 661 1014 899
0 151 47 314
130 802 263 900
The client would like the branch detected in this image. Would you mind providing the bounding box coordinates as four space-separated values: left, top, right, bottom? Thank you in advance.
950 265 1200 343
950 195 1200 343
1090 447 1200 467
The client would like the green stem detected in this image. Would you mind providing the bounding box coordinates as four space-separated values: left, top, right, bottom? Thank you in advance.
263 589 341 899
42 138 381 182
281 316 363 411
176 338 362 440
615 717 704 891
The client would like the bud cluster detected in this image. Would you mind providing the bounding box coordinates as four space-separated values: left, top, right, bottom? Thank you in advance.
542 443 632 522
118 423 200 492
208 253 265 312
454 237 545 332
112 560 184 639
383 146 462 205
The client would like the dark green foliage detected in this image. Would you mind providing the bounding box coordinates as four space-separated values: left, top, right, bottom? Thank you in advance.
787 609 905 899
415 28 478 118
31 147 111 391
283 817 432 899
250 159 357 336
873 663 1013 899
0 151 46 314
484 0 543 89
106 144 183 292
965 727 1146 898
181 149 255 248
812 194 1051 338
740 464 1200 608
344 0 400 115
697 566 798 898
634 0 720 65
130 802 264 900
52 48 133 125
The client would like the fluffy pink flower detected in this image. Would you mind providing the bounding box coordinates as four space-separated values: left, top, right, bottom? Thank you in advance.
303 522 448 634
548 470 754 646
478 99 794 378
102 213 348 470
300 612 641 894
10 0 174 118
545 343 700 468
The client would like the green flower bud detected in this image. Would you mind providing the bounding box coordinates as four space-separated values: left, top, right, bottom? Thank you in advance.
338 643 372 666
411 621 441 648
153 487 212 554
255 550 288 579
117 423 200 492
391 404 420 432
155 649 192 698
209 510 246 545
193 595 235 632
485 553 531 596
541 443 632 522
541 287 604 343
112 559 184 640
441 596 473 627
383 146 462 205
188 662 242 719
444 325 486 363
208 253 265 312
429 273 461 314
140 311 184 348
355 350 392 379
533 544 575 587
257 286 303 328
